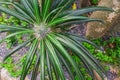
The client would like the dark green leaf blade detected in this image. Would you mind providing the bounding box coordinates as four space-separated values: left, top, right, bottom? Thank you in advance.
0 31 32 44
47 33 85 80
56 34 105 79
59 6 114 17
46 52 53 80
0 6 32 23
3 38 35 62
31 52 40 80
20 39 38 80
45 37 66 80
40 39 45 80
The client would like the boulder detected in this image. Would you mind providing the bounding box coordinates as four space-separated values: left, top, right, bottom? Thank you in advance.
86 0 120 39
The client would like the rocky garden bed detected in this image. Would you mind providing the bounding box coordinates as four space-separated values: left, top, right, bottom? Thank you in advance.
0 25 120 80
0 0 120 80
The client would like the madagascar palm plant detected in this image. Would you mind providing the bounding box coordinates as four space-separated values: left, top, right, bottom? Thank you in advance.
0 0 113 80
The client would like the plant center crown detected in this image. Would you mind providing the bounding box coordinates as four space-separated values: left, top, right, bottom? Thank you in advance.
33 23 50 39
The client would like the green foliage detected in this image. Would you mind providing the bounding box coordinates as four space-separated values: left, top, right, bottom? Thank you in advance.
83 37 120 65
72 56 93 80
83 42 113 63
0 57 22 77
92 0 99 4
0 54 36 77
0 0 113 80
102 37 120 65
0 13 28 48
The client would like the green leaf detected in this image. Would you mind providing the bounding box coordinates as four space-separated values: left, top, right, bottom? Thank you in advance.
56 50 75 80
0 0 113 79
20 39 38 80
51 0 73 22
45 38 66 80
0 5 32 23
3 38 35 62
31 52 40 80
40 39 45 80
55 33 104 78
92 0 99 4
59 6 114 17
46 52 53 80
0 29 18 33
32 0 41 24
47 33 85 80
42 0 51 21
48 16 98 27
20 0 35 21
45 6 62 23
13 2 35 22
0 31 33 44
0 24 32 31
56 18 103 27
0 1 34 22
66 33 103 51
47 51 59 80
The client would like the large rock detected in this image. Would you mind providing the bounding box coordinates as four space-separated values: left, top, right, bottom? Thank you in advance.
86 0 120 39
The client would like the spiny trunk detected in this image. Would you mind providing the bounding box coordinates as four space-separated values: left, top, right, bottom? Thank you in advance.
86 0 120 39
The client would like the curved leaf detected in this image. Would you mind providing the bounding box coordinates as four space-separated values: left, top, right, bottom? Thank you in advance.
0 6 32 23
0 31 33 44
45 37 66 80
20 39 38 80
48 16 98 27
31 52 40 80
59 6 114 17
3 38 35 62
46 52 53 80
47 33 85 80
40 39 46 80
55 33 105 78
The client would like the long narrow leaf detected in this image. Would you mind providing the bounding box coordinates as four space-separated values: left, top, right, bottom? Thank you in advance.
51 0 72 22
47 50 59 80
40 39 45 80
20 0 35 21
65 33 103 51
46 52 53 80
45 38 66 80
3 38 35 62
42 0 51 21
48 16 96 27
0 1 34 22
56 50 75 80
31 52 40 80
55 34 104 78
0 29 19 33
47 33 85 80
56 18 103 28
20 39 38 80
32 0 41 24
59 6 114 17
45 7 62 23
0 6 32 23
0 24 32 31
0 31 32 44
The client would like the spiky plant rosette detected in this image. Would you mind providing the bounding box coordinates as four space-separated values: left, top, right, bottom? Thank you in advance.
0 0 113 80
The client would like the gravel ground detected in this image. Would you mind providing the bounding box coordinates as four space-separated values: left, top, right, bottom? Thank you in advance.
0 33 10 58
